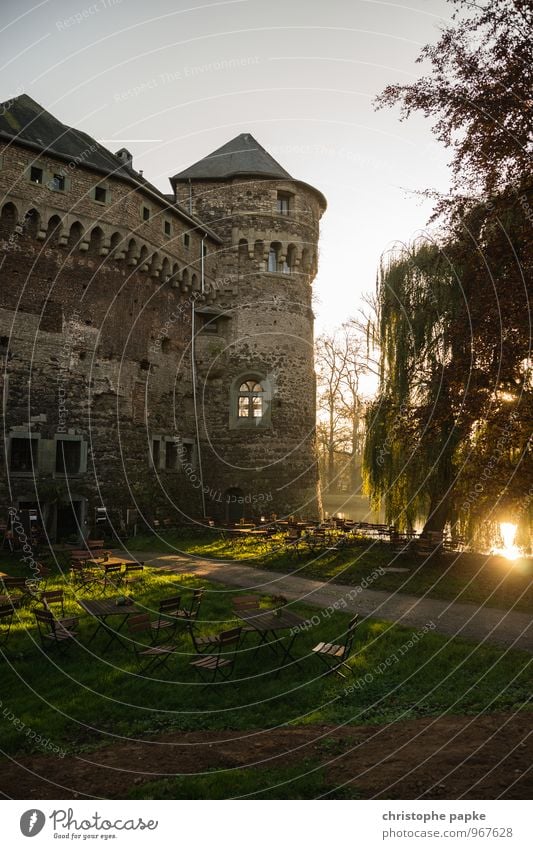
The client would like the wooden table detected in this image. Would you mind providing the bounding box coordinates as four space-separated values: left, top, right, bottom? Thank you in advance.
238 609 307 670
78 597 139 651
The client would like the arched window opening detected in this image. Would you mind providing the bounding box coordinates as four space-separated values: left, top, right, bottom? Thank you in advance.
238 380 264 419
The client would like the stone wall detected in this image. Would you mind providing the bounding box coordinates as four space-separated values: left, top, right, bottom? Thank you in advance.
174 176 324 521
0 141 220 538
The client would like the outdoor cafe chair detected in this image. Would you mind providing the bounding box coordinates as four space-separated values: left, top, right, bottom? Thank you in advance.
0 604 14 649
190 626 242 683
101 563 123 591
151 596 184 640
69 560 103 590
126 613 181 673
0 576 33 608
34 609 78 654
312 615 360 678
40 591 79 632
122 562 145 587
176 588 204 622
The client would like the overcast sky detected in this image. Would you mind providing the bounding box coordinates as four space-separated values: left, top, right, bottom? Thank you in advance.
1 0 453 333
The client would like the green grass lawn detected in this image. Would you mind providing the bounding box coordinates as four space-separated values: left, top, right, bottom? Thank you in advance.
1 554 531 775
121 529 533 613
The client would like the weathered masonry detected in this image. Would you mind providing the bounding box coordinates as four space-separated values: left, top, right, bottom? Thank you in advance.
0 95 326 538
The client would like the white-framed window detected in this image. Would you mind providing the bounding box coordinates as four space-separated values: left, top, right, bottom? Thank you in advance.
238 380 264 419
230 375 272 429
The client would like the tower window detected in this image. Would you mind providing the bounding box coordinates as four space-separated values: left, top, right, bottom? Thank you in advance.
50 173 65 191
94 185 107 203
164 220 171 236
183 233 190 248
267 247 278 272
276 192 291 215
10 437 38 472
238 380 264 419
30 166 43 184
151 438 161 468
55 439 82 474
142 206 150 221
165 440 178 470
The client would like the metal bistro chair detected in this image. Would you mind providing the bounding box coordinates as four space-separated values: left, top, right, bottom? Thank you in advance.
40 591 79 632
176 588 204 623
34 609 78 654
312 615 360 678
151 596 184 640
122 562 145 588
0 604 14 650
127 614 181 674
0 576 33 608
190 626 242 683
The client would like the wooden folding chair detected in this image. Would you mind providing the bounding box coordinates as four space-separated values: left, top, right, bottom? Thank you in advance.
232 595 262 641
0 576 33 608
34 609 78 653
190 626 242 682
176 588 204 622
151 596 183 640
40 591 79 631
0 604 14 649
312 615 359 678
122 562 145 587
127 613 180 673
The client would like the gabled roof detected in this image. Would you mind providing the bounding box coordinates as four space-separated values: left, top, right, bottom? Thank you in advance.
0 94 131 175
172 133 292 181
0 93 222 242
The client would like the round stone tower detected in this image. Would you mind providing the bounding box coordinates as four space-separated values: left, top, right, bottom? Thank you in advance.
171 134 326 522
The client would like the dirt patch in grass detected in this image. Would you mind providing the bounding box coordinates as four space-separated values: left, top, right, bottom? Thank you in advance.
2 712 531 800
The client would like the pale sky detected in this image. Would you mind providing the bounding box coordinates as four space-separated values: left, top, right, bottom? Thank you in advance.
1 0 453 333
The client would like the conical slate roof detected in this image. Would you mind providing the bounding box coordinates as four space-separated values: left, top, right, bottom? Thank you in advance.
172 133 293 181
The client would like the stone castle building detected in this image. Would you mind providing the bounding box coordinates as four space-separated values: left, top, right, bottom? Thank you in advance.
0 94 326 539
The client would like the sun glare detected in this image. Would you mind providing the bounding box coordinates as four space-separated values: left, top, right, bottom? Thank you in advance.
493 522 521 561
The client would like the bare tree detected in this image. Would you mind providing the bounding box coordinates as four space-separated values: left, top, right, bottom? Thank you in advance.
315 324 369 491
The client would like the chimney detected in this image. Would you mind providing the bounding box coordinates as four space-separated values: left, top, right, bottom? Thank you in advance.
115 147 133 168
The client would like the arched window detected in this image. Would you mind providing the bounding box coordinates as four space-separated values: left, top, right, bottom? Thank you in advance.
238 380 264 419
267 243 281 272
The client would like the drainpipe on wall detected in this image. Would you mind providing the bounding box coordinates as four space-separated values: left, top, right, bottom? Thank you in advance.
191 304 207 519
200 233 207 294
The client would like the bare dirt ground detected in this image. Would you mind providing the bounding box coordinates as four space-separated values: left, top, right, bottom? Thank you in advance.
1 712 532 799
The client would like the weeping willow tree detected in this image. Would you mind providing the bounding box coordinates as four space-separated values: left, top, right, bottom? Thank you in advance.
364 186 533 542
364 239 468 533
